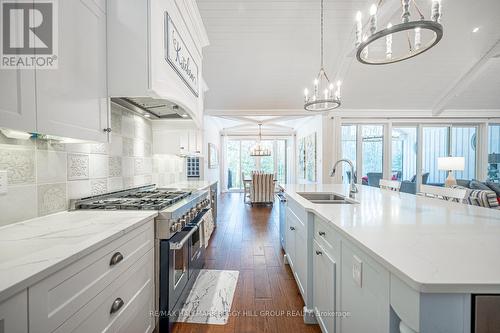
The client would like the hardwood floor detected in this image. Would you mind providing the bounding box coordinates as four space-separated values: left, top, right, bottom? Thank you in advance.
171 193 321 333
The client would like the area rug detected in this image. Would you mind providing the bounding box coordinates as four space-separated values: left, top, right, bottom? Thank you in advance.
176 269 239 325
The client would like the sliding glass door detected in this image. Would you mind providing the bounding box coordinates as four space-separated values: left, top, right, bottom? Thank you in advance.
422 125 477 185
392 127 417 182
361 125 384 187
225 138 287 191
488 124 500 182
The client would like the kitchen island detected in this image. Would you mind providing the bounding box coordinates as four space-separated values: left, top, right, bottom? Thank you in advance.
281 183 500 333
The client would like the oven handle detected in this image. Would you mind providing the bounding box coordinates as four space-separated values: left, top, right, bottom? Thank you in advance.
169 226 199 250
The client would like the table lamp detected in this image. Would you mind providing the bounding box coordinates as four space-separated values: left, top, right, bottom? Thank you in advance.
438 157 465 187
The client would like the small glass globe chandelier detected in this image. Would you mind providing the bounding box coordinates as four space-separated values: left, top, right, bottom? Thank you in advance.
303 0 341 112
250 124 271 157
355 0 443 65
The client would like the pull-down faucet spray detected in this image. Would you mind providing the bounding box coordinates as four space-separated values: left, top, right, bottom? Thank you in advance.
330 159 358 198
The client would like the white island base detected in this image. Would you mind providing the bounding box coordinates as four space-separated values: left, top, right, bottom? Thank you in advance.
281 184 500 333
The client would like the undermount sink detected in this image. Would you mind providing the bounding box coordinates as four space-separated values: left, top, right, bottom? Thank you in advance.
297 192 357 204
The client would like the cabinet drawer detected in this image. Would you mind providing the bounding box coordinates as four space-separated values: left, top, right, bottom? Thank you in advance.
286 207 305 233
286 195 307 226
313 215 339 257
29 220 154 333
0 290 28 333
53 249 154 333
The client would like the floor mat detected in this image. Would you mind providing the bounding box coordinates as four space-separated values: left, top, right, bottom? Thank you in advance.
176 269 239 325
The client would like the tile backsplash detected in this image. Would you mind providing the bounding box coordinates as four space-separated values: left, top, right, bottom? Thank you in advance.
0 104 186 227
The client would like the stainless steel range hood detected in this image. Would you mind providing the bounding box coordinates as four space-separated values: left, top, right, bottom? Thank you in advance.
111 97 190 119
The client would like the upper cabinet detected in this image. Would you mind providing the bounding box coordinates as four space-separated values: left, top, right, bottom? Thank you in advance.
36 0 108 142
0 0 109 142
107 0 209 125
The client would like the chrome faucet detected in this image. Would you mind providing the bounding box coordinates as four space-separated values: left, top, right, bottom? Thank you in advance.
330 159 358 197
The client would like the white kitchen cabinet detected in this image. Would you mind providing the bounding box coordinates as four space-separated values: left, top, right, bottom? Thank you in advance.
36 0 108 142
0 70 37 133
0 9 36 133
340 241 390 333
313 240 335 333
285 206 307 299
0 290 28 333
285 209 297 269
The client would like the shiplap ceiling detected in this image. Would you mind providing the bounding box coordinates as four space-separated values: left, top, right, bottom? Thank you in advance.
197 0 500 120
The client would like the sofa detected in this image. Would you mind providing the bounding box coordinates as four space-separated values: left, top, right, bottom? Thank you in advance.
453 179 500 209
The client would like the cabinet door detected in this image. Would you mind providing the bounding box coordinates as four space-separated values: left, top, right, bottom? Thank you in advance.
295 228 307 297
285 209 296 268
35 0 108 142
313 240 335 333
340 242 390 333
153 130 181 155
0 290 28 333
0 8 36 133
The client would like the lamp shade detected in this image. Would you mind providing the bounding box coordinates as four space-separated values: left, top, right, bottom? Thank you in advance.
437 157 465 171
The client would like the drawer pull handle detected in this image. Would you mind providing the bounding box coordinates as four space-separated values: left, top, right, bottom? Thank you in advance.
110 298 124 314
316 251 323 256
318 231 326 236
109 252 124 266
290 226 295 231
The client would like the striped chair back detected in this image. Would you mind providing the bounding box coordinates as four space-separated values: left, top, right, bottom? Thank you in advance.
250 172 274 204
379 179 401 192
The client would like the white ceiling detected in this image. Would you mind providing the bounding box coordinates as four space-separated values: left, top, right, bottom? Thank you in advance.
197 0 500 120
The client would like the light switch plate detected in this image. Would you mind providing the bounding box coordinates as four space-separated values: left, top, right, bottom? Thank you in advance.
0 170 7 194
352 255 363 288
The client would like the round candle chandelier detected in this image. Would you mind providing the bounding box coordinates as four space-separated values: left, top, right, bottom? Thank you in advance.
355 0 443 65
303 0 341 112
250 124 271 157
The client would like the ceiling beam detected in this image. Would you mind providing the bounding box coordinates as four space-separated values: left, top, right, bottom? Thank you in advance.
432 38 500 116
205 109 312 116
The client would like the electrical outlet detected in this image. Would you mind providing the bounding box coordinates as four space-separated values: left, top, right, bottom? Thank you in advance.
352 255 363 288
0 170 7 194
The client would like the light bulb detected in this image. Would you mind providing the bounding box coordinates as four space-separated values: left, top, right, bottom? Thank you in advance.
356 11 362 22
304 88 309 96
337 80 342 87
329 83 334 90
387 23 392 29
369 4 377 16
414 27 421 50
369 4 378 35
314 79 319 86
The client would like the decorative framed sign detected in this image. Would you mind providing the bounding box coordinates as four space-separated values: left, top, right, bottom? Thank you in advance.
164 12 199 96
208 143 218 168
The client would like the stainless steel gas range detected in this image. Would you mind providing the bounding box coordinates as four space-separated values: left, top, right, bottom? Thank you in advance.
71 185 212 332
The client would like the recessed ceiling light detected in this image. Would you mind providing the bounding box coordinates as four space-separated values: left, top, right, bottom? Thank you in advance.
144 114 150 118
472 27 480 33
181 114 188 118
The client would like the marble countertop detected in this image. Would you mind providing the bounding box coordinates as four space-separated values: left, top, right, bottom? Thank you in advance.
282 183 500 293
0 210 157 303
164 180 217 192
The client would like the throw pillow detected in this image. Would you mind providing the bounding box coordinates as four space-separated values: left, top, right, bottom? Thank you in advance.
469 180 491 191
485 181 500 197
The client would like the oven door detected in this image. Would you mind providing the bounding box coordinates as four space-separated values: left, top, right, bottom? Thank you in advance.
168 226 197 310
188 212 207 277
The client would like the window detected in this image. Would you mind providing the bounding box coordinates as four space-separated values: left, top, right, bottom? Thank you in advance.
276 140 287 184
392 127 417 182
341 125 357 184
488 124 500 182
361 125 384 187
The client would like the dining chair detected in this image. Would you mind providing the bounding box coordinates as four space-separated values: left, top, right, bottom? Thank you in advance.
379 179 401 192
419 184 467 203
